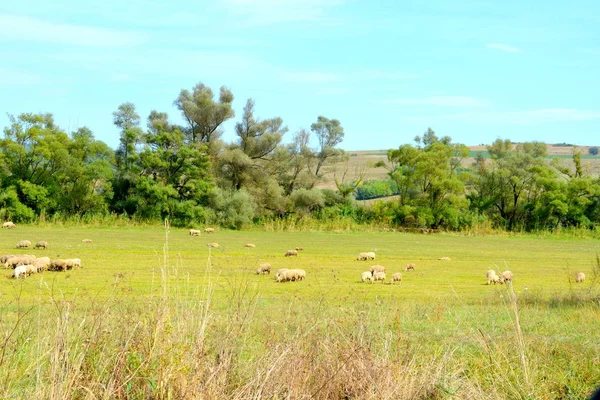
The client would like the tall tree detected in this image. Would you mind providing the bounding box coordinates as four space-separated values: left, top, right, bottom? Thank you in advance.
174 83 234 145
236 99 287 160
310 116 345 178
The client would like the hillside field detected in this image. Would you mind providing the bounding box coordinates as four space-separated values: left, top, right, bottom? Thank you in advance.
318 145 600 190
0 225 599 398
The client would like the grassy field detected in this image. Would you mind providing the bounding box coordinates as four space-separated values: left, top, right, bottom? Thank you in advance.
1 225 599 398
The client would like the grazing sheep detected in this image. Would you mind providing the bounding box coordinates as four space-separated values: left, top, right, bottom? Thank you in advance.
16 240 32 249
189 229 201 236
361 271 374 283
256 263 271 275
204 227 215 233
68 258 82 269
369 265 385 275
486 269 501 285
284 250 298 257
7 255 36 269
576 272 585 283
2 221 16 229
25 264 38 275
244 243 256 248
500 270 513 283
438 257 451 261
14 265 27 279
296 247 304 251
292 269 306 281
50 259 70 272
82 239 93 243
34 241 49 250
275 268 291 282
357 252 376 261
275 268 304 282
405 263 416 271
372 271 386 283
390 272 402 284
207 242 220 248
1 255 15 265
33 257 50 272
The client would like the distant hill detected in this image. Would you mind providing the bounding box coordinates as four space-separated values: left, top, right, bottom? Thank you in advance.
317 144 600 190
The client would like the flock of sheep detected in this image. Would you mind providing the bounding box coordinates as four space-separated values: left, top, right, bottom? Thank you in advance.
1 223 87 279
188 226 590 286
3 222 589 285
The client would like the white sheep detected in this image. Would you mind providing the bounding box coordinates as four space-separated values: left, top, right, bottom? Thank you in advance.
189 229 201 236
244 243 256 248
33 257 51 272
500 270 513 283
357 252 376 261
372 271 386 283
486 269 501 285
576 272 585 283
295 246 304 251
34 241 49 250
14 265 27 278
25 264 38 275
16 240 32 249
207 242 219 248
369 265 385 275
204 227 215 233
256 263 271 275
7 255 36 268
82 239 93 243
50 259 70 272
361 271 373 283
438 257 451 261
284 250 298 257
390 272 402 284
275 268 291 282
2 221 16 229
292 269 306 281
404 263 416 271
1 255 15 266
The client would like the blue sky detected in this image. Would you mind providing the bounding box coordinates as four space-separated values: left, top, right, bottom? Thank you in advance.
1 0 599 151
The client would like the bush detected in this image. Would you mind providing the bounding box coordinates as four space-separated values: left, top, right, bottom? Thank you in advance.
0 186 36 222
213 189 256 229
588 146 599 156
289 189 325 215
355 179 399 200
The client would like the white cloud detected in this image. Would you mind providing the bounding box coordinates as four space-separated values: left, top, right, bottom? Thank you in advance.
221 0 344 24
0 14 146 47
388 96 490 107
485 43 523 53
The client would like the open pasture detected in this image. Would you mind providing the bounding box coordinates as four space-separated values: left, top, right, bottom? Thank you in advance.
0 226 599 398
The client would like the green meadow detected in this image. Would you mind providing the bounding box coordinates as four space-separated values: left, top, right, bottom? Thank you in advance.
1 225 599 399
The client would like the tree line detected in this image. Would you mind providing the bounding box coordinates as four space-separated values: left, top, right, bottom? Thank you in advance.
1 82 599 232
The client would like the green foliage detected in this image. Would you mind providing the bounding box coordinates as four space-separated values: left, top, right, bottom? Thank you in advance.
289 188 325 215
0 186 36 222
355 179 399 200
212 188 256 229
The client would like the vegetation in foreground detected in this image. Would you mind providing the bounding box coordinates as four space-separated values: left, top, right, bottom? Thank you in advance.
0 225 599 399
